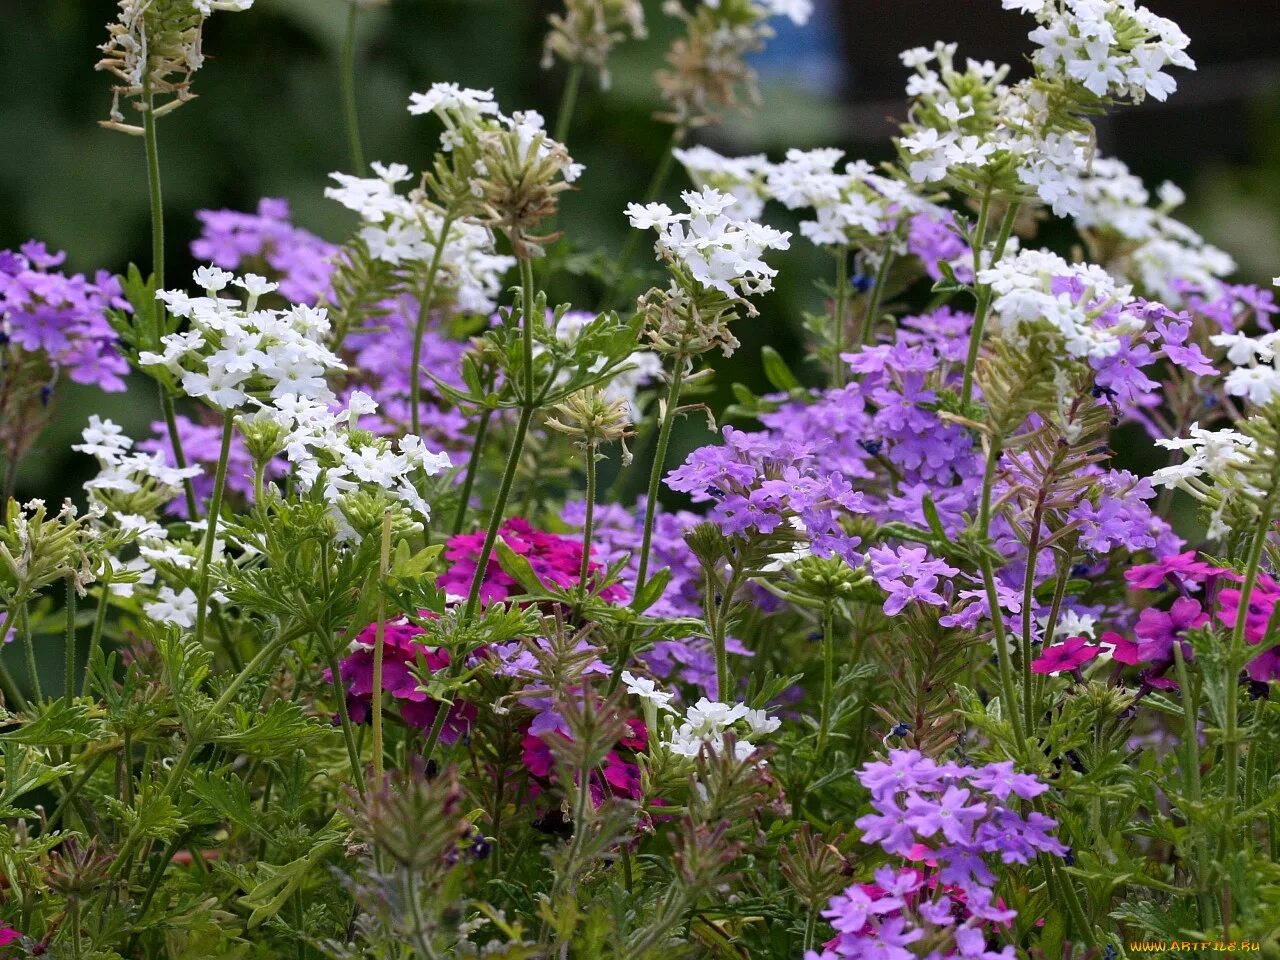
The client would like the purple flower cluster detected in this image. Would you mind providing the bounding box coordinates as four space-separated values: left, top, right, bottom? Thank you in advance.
868 545 959 616
808 750 1065 960
191 199 337 305
666 426 867 561
0 241 128 392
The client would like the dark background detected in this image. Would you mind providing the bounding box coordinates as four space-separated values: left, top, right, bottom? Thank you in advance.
5 0 1280 498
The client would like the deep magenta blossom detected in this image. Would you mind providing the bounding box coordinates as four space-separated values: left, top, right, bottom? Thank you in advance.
1030 635 1103 675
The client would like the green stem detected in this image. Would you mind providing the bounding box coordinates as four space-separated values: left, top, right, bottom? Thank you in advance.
193 411 235 653
44 750 110 833
464 258 539 620
817 604 835 756
711 571 739 701
410 214 457 438
324 643 368 797
371 510 392 782
831 248 849 387
633 359 687 596
977 438 1026 753
341 3 365 174
420 698 451 767
554 61 583 146
960 200 1018 407
17 603 41 703
141 85 199 519
859 244 895 347
452 408 492 536
63 576 77 703
1174 641 1213 930
577 446 598 600
80 574 112 698
1221 495 1277 928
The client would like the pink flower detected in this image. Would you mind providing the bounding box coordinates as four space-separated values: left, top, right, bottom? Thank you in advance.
1099 631 1141 666
1030 636 1102 675
438 518 628 607
1125 551 1217 590
1135 596 1207 662
0 927 19 947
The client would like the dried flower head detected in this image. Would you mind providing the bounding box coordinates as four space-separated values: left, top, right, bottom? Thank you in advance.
543 0 647 89
96 0 254 132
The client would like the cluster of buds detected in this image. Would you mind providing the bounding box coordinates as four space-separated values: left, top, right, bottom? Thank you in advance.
0 498 108 605
654 0 812 131
546 386 635 464
409 84 583 260
542 0 647 89
97 0 254 132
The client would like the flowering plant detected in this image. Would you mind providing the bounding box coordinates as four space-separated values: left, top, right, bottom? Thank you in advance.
1 1 1278 958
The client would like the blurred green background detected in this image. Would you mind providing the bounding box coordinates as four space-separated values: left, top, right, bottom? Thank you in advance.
4 0 1279 504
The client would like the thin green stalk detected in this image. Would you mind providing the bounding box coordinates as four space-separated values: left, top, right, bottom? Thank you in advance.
420 700 451 767
817 604 835 755
371 509 393 781
410 214 457 438
80 573 112 698
64 575 77 702
464 258 539 619
141 85 199 518
960 200 1018 407
633 359 687 595
977 438 1026 753
324 643 368 798
1173 641 1213 930
832 248 850 385
341 3 365 173
44 751 110 833
0 660 23 710
554 62 584 146
17 603 41 702
577 446 598 600
451 408 492 535
711 571 739 701
1221 494 1277 928
193 411 235 653
859 244 895 347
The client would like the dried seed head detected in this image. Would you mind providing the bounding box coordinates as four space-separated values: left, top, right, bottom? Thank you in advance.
543 0 647 89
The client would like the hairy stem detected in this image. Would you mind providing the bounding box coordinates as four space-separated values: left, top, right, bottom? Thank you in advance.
554 61 583 146
371 509 393 781
464 257 539 619
410 213 457 438
859 243 895 347
960 199 1019 407
832 247 849 386
193 411 234 654
341 3 365 173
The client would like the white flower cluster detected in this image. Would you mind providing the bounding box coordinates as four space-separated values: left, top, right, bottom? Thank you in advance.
896 43 1097 218
1210 329 1280 408
408 83 584 184
978 249 1144 360
673 146 769 220
74 415 202 500
142 268 345 411
666 697 781 762
626 187 792 299
263 390 452 532
767 148 934 250
620 672 779 761
1005 0 1194 103
1152 423 1259 538
72 416 201 599
324 162 515 314
1069 156 1235 304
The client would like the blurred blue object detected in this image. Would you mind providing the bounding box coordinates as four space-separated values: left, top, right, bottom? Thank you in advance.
752 0 844 94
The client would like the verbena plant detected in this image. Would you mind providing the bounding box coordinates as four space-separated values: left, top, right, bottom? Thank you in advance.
1 0 1277 957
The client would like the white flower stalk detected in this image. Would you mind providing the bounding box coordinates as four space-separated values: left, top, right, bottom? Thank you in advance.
766 148 935 251
1069 156 1235 303
1152 420 1272 539
662 696 781 762
408 84 583 259
141 268 346 411
325 162 516 314
74 416 201 508
1210 329 1280 408
97 0 255 130
978 248 1146 361
674 146 770 220
627 187 791 300
1006 0 1195 103
262 391 451 539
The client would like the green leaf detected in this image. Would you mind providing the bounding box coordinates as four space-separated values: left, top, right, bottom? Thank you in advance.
760 346 801 393
632 568 672 615
495 538 548 596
